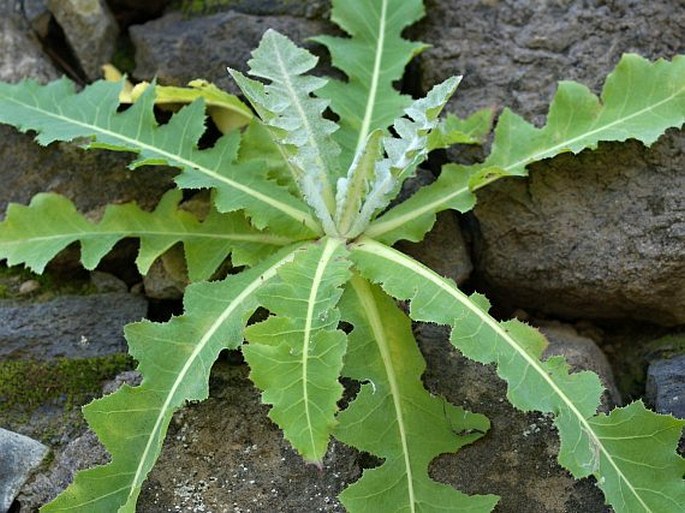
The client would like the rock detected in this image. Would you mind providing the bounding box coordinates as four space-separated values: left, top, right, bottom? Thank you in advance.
0 429 48 513
16 431 108 511
415 323 611 512
46 0 119 80
175 0 329 19
106 0 169 27
473 137 685 326
396 211 472 285
0 128 177 221
395 169 473 284
646 354 685 419
0 15 58 83
538 320 621 409
130 10 331 95
89 271 128 293
0 292 147 360
415 0 685 326
142 245 188 300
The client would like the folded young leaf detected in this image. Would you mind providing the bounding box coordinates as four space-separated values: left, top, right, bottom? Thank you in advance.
341 77 461 238
313 0 428 166
228 29 340 234
0 78 320 238
350 238 685 513
243 238 351 463
370 53 685 244
42 245 304 513
0 189 293 279
337 276 498 513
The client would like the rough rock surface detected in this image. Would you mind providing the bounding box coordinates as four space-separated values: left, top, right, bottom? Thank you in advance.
46 0 119 80
130 10 331 95
0 429 48 513
646 355 685 419
0 293 147 360
416 0 685 325
473 136 685 325
416 323 610 513
0 15 58 83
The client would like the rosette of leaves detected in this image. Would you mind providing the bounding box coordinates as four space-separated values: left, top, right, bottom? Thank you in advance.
0 0 684 511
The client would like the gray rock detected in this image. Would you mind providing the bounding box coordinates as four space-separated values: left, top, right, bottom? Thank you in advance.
538 320 621 409
417 323 610 513
16 431 108 511
0 15 58 83
46 0 119 80
130 10 331 95
142 246 188 300
416 0 685 326
175 0 329 19
646 355 685 419
473 137 685 325
0 292 147 360
0 428 48 513
0 127 177 221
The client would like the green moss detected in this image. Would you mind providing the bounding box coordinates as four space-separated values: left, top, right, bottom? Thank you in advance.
0 354 133 412
0 264 96 300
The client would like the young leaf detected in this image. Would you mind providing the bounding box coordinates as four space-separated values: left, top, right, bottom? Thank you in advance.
243 238 351 463
0 78 321 237
428 108 496 149
0 189 293 279
313 0 428 165
337 77 461 239
42 245 304 513
228 29 340 235
350 238 685 513
368 53 685 244
337 276 498 513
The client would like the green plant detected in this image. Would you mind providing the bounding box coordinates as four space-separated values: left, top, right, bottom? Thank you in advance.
0 0 684 511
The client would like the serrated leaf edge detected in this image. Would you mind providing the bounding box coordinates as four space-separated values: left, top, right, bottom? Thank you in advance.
351 237 656 512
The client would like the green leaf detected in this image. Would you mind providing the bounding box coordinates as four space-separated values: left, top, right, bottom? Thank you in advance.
369 53 685 244
350 238 685 513
0 189 294 279
337 275 498 513
41 245 304 513
428 108 496 150
229 30 340 234
0 78 320 237
243 238 351 463
313 0 428 165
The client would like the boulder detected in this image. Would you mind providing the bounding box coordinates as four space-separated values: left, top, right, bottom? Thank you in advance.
0 15 58 83
0 429 48 513
0 292 147 360
46 0 119 80
646 354 685 419
415 0 685 325
130 10 331 95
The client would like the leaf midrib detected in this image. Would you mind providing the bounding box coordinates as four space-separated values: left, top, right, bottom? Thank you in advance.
127 247 301 503
3 96 320 233
366 78 685 239
355 238 653 513
355 0 388 157
350 275 417 513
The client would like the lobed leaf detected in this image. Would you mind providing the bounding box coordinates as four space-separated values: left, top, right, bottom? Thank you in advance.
228 30 340 234
369 53 685 244
349 238 685 513
243 238 351 463
0 78 320 238
0 189 293 279
313 0 428 166
42 245 304 513
337 276 498 513
428 108 496 150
